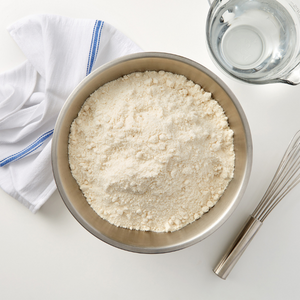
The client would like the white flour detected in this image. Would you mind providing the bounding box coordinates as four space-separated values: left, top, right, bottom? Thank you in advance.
68 71 235 232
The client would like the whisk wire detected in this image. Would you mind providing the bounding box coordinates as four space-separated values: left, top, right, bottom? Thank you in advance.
252 131 300 222
258 149 299 220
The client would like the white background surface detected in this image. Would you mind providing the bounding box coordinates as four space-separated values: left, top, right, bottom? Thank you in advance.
1 1 300 299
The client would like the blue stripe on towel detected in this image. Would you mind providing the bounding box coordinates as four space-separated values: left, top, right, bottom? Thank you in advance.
0 129 54 167
1 21 105 167
86 20 104 76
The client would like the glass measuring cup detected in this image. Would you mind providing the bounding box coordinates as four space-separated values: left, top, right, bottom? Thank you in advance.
206 0 300 85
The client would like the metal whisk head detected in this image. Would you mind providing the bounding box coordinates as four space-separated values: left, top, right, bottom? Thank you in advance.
252 130 300 222
214 130 300 279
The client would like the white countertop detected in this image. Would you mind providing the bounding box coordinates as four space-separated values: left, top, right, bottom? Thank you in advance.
1 1 300 299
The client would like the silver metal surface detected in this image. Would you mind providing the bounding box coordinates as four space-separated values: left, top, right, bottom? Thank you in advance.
214 216 262 279
51 52 252 254
214 130 300 278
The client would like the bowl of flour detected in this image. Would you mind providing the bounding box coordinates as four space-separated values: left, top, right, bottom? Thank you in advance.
52 52 252 253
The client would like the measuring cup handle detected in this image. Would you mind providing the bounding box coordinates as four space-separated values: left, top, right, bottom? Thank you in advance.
280 62 300 85
213 216 263 279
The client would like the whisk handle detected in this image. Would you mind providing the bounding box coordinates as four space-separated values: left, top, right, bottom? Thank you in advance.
213 216 262 279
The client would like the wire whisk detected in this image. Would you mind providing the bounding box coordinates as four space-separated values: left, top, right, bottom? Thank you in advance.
253 130 300 221
214 130 300 279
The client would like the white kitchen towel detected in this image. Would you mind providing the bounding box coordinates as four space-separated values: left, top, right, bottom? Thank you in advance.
0 14 142 212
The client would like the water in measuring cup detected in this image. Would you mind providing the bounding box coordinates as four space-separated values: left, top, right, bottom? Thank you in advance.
212 0 297 80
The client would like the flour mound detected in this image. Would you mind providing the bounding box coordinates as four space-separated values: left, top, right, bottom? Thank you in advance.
68 71 235 232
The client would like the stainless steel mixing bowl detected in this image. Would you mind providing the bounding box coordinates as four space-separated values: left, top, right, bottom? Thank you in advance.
51 52 252 253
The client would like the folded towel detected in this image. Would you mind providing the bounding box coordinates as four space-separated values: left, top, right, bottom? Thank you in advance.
0 14 142 212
